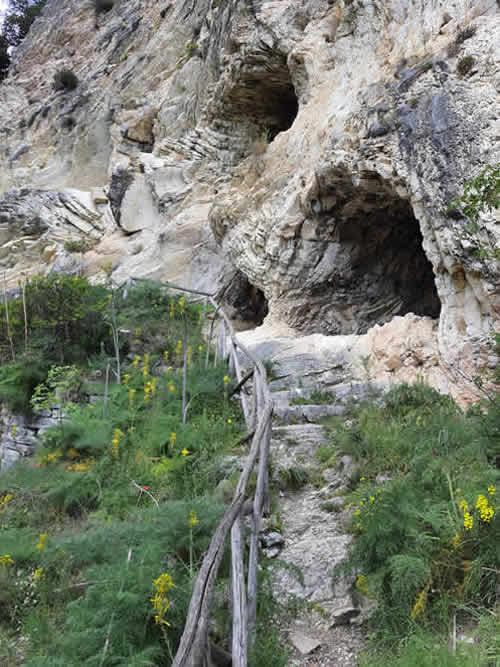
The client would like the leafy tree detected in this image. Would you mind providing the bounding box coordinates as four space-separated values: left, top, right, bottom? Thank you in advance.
0 33 10 81
1 0 46 49
0 0 46 81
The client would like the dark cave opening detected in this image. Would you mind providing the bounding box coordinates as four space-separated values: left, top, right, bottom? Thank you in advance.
222 53 299 142
219 271 269 326
337 195 441 326
289 169 441 335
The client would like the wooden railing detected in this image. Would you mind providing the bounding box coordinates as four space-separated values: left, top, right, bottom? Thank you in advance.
143 281 273 667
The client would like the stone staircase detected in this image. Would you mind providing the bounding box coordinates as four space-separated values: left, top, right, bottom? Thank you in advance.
261 384 370 665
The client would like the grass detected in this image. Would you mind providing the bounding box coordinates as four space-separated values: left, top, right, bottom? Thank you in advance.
326 381 500 658
0 278 288 665
290 389 334 406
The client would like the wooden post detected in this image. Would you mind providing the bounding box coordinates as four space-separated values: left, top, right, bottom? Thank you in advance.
231 515 248 667
3 273 15 362
21 276 28 354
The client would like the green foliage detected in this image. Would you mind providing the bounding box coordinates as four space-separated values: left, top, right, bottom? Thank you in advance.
448 165 499 223
248 564 289 667
30 365 82 411
330 383 500 647
456 55 475 76
290 389 334 405
0 274 109 365
53 69 78 91
63 239 94 254
360 632 483 667
0 356 49 414
1 0 46 51
279 465 310 490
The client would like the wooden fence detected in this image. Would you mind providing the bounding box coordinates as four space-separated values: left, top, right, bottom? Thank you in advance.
147 282 273 667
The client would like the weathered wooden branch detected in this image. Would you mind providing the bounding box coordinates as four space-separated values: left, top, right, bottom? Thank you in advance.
172 401 272 667
229 369 254 399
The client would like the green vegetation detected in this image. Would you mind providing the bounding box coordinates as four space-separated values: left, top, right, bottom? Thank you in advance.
53 68 78 91
456 55 475 77
290 390 334 406
0 277 287 665
0 0 47 81
63 239 94 254
327 381 500 662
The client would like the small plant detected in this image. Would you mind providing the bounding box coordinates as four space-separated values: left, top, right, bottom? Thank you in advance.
455 24 477 44
53 68 78 91
279 466 310 490
447 24 476 57
456 55 475 76
63 238 92 253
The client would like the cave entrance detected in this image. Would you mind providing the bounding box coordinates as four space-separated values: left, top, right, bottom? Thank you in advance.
221 52 299 143
289 169 441 334
219 271 269 327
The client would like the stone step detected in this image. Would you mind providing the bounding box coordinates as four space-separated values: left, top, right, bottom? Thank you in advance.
274 403 345 423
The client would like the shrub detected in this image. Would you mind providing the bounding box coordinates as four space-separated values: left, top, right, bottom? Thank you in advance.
331 386 500 646
455 24 477 44
457 55 475 76
63 239 92 253
53 69 78 91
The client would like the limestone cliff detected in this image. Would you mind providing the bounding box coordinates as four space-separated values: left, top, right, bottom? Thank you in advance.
0 0 498 401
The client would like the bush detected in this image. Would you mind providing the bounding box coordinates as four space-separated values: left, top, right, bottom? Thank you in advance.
457 55 475 76
53 69 78 91
331 386 500 646
0 357 49 414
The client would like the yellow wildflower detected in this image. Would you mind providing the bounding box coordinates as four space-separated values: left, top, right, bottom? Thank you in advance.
170 432 177 446
36 533 47 552
223 375 229 386
11 425 17 438
181 448 190 457
189 510 199 526
227 418 232 424
411 586 428 620
198 345 203 353
463 511 473 531
123 374 130 385
476 494 494 523
133 355 141 369
0 493 13 515
0 554 14 567
111 429 122 458
151 573 174 626
168 382 175 393
33 567 45 581
129 388 136 407
488 485 496 496
163 350 169 362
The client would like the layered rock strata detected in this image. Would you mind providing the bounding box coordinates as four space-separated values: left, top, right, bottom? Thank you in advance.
0 0 498 393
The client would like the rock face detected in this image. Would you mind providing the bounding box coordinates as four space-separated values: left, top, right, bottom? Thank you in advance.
0 0 498 389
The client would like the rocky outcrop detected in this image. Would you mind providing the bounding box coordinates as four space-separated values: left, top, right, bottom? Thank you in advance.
0 404 62 469
0 0 498 389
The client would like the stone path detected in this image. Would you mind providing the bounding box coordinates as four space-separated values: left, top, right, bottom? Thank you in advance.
262 387 366 666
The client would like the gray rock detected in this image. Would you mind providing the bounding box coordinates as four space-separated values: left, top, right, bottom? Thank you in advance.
330 606 360 626
368 122 390 137
289 631 321 655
